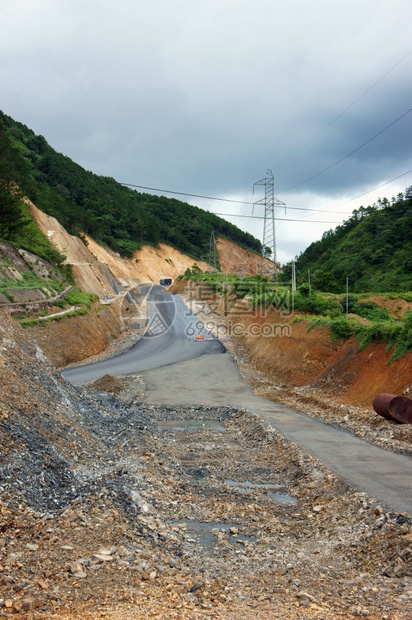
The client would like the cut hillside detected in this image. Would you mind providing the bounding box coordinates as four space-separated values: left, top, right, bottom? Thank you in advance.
28 202 116 298
1 110 267 300
84 235 211 285
30 201 212 293
0 237 75 318
216 237 275 276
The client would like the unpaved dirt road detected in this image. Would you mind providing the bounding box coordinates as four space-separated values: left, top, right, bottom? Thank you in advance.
63 289 412 516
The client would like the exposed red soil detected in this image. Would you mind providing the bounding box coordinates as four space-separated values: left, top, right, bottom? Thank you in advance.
313 338 412 405
27 304 123 368
173 283 412 409
367 296 412 319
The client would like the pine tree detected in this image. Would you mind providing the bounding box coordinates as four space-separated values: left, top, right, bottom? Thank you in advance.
0 183 28 239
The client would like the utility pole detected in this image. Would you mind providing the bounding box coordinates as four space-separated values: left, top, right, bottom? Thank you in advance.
346 277 349 319
308 270 312 297
253 169 286 282
291 259 296 292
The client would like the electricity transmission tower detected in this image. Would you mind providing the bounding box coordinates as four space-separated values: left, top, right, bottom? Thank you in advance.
253 169 285 281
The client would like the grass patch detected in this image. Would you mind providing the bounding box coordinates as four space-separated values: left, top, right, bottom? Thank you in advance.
307 312 412 363
64 289 98 308
0 270 64 296
385 292 412 302
307 316 360 343
19 305 88 328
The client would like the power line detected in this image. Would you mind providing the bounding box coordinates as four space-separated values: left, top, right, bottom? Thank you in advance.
120 181 351 215
345 167 412 203
278 103 412 193
211 212 342 224
121 183 251 205
286 166 412 215
275 48 412 166
55 159 412 221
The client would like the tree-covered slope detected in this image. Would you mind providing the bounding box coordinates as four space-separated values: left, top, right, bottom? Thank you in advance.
295 192 412 293
0 110 261 260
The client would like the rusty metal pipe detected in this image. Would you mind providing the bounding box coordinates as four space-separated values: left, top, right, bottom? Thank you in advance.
373 393 412 424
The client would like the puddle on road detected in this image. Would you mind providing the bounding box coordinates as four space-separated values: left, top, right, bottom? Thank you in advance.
159 419 226 432
224 479 296 504
174 520 257 548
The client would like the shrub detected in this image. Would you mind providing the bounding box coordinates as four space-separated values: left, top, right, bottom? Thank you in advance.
293 292 343 317
308 317 358 342
64 289 97 309
298 282 311 296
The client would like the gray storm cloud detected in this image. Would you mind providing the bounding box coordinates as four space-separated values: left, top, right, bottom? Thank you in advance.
1 0 412 261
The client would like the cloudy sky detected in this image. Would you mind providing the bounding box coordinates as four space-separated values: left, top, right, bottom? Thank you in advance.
1 0 412 263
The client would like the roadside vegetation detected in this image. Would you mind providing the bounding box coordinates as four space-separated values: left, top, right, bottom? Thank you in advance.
180 269 412 363
292 189 412 293
0 272 65 302
55 288 98 309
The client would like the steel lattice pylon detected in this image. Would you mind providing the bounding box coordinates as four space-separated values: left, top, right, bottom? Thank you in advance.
253 168 286 282
253 168 284 280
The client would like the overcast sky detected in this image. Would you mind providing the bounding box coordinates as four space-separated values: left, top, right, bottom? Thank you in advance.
1 0 412 264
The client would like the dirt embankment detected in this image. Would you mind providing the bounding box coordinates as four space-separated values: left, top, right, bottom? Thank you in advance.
236 310 412 406
84 235 211 285
175 282 412 405
27 304 124 368
216 237 273 276
30 202 211 295
29 202 117 298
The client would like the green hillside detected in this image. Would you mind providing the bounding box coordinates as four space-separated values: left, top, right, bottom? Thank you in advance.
0 111 261 260
294 193 412 293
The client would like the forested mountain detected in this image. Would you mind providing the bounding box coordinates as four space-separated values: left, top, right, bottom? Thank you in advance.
295 192 412 293
0 111 261 260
